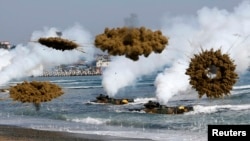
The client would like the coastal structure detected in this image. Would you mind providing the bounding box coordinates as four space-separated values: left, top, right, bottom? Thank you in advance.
41 54 111 77
95 54 110 74
0 41 12 49
42 66 101 77
96 54 110 68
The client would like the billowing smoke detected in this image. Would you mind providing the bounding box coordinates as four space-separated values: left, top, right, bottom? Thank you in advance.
155 61 190 105
37 37 79 51
0 24 95 85
156 0 250 105
94 26 168 61
102 52 170 97
0 49 11 71
102 1 250 104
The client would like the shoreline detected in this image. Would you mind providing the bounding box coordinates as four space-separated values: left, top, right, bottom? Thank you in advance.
0 124 152 141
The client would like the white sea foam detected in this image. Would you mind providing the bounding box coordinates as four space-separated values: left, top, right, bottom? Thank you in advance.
133 97 157 104
187 104 250 115
69 117 109 125
233 84 250 90
85 101 106 105
232 89 250 95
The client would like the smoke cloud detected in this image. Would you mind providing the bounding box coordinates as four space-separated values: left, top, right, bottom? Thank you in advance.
94 26 168 61
156 0 250 105
102 52 170 97
102 0 250 105
0 24 95 85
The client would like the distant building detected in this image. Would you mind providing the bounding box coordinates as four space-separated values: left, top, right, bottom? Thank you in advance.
95 54 110 68
41 54 111 77
0 41 11 49
95 54 111 74
96 58 110 68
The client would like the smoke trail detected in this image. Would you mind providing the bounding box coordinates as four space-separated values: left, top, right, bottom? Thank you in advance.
124 13 139 27
0 24 95 85
155 0 250 105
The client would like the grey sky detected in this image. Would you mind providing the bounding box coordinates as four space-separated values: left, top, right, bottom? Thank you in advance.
0 0 243 44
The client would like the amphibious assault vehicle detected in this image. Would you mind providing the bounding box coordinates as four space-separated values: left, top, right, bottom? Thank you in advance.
91 94 134 105
129 100 194 114
92 94 194 114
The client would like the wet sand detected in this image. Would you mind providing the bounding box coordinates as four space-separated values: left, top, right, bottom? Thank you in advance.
0 125 152 141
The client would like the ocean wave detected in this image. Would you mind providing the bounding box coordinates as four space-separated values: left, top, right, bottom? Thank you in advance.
233 84 250 90
50 79 77 83
85 101 106 105
115 109 146 114
64 85 102 89
231 89 250 96
135 82 154 86
68 117 110 125
132 97 157 104
186 104 250 115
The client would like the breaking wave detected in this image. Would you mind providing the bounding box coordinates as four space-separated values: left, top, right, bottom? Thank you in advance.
233 84 250 90
68 117 110 125
132 97 157 104
187 104 250 115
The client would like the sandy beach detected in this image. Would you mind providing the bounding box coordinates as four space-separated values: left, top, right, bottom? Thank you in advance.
0 125 152 141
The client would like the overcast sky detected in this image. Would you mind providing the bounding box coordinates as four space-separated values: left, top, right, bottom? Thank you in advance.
0 0 244 44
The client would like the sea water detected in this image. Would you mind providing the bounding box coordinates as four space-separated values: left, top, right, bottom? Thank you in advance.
0 72 250 141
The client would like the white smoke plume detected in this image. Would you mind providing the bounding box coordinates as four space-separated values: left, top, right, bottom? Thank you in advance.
0 24 95 85
156 0 250 105
102 52 171 97
102 0 250 105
